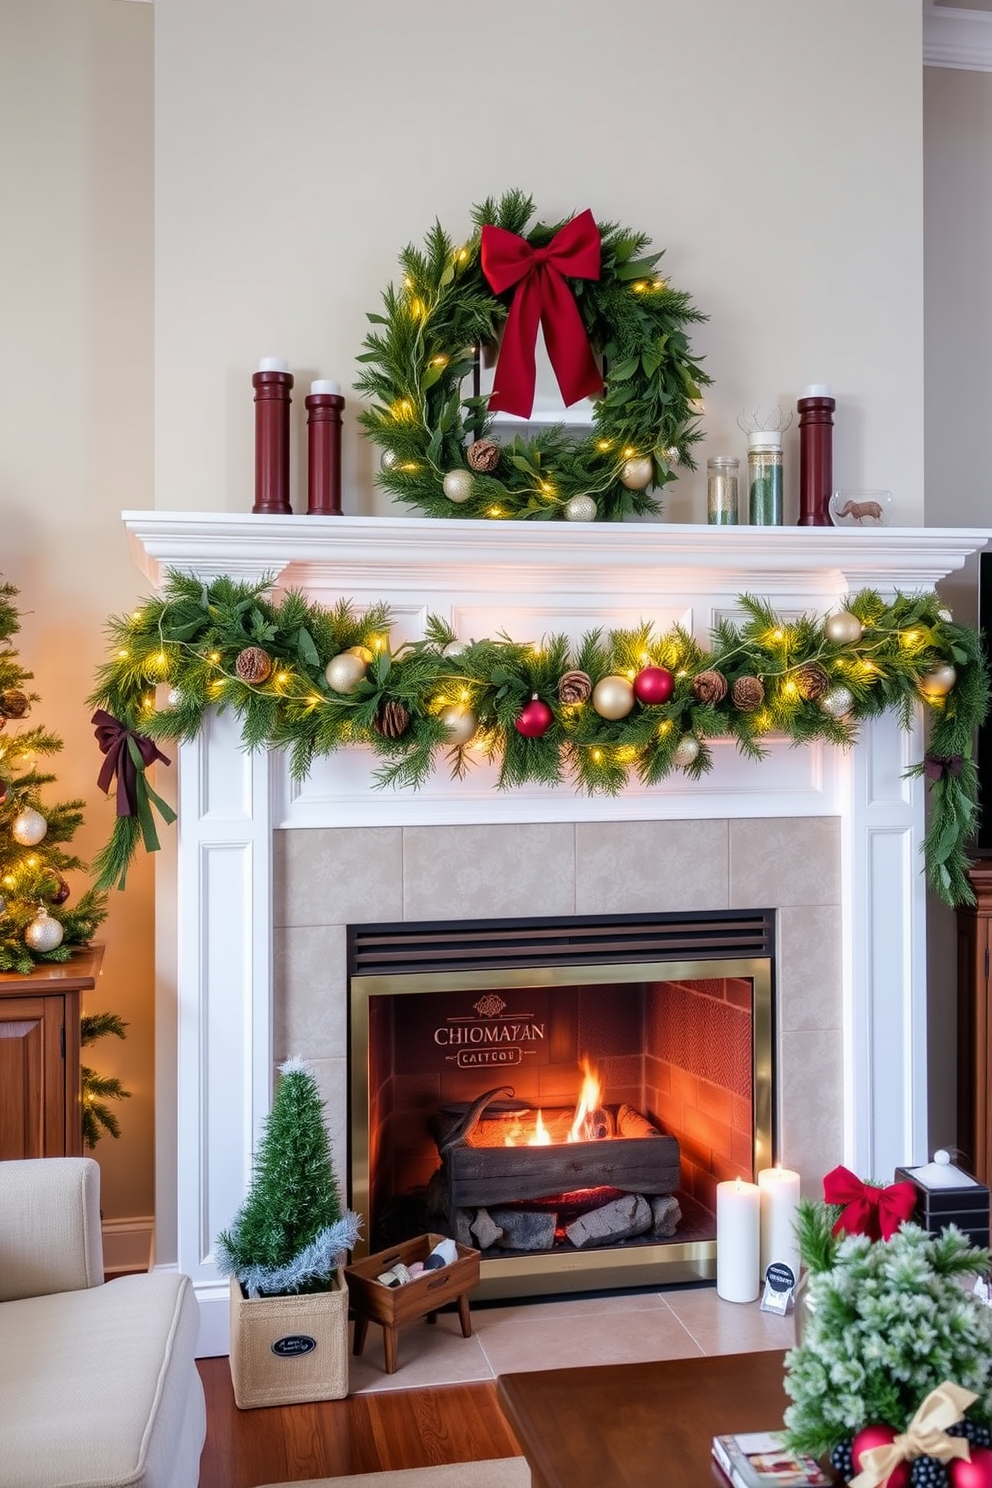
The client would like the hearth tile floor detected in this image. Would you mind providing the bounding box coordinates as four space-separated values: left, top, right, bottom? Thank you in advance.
346 1282 796 1393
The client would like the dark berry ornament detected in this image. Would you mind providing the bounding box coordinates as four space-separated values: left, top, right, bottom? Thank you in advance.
830 1439 854 1482
633 666 674 706
48 873 71 906
949 1422 992 1451
515 694 554 738
911 1456 949 1488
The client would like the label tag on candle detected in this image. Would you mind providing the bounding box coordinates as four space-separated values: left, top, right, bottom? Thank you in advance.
760 1261 797 1315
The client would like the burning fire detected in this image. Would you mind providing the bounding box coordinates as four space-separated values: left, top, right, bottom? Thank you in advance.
504 1057 606 1146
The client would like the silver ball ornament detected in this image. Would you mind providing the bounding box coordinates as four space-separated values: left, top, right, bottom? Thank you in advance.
167 688 181 708
620 457 654 491
379 448 398 471
591 675 635 721
12 807 47 846
442 469 474 504
441 704 478 744
920 663 958 698
821 684 855 719
25 906 63 953
442 641 466 659
673 735 700 768
564 495 597 523
663 446 680 465
938 607 953 623
324 652 368 694
824 611 864 646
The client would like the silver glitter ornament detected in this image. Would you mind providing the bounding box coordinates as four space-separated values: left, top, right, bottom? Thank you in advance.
379 448 398 471
673 735 700 767
564 495 597 523
25 906 64 953
821 684 855 718
442 469 474 504
12 806 47 846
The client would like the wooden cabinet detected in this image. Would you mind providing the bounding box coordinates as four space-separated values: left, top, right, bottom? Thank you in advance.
0 946 104 1161
956 865 992 1185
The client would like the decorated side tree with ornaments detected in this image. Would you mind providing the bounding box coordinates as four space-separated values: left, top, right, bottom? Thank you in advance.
0 581 107 972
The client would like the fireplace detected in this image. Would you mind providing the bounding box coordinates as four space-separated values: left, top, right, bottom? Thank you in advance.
349 909 773 1298
122 511 988 1355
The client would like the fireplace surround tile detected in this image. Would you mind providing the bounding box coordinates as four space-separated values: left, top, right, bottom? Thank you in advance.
401 822 576 920
273 924 348 1059
729 817 842 908
274 826 405 927
574 819 730 912
780 1028 844 1185
778 906 843 1032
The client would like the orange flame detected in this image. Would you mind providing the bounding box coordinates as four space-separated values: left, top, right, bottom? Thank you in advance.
528 1109 552 1146
567 1057 603 1143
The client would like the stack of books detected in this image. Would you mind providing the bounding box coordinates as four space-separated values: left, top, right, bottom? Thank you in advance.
712 1432 835 1488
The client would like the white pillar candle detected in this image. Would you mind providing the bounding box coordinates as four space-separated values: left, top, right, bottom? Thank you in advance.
757 1166 801 1282
716 1177 761 1303
309 379 342 395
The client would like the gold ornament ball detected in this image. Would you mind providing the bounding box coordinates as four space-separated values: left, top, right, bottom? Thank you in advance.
564 495 597 523
620 456 654 491
442 469 474 504
920 663 958 698
673 735 700 768
12 806 47 846
347 644 375 665
592 675 635 720
324 652 367 694
824 611 864 646
25 907 63 953
821 684 855 718
441 704 478 744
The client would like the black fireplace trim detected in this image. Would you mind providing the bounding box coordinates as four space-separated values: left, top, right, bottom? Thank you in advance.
348 908 774 978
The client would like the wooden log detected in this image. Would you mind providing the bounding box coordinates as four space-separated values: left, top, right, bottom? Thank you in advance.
444 1131 680 1209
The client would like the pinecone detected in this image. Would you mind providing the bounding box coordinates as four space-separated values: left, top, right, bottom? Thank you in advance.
235 646 274 684
373 699 411 740
0 688 29 719
732 675 765 712
558 670 593 705
692 669 728 706
793 661 830 701
467 439 501 473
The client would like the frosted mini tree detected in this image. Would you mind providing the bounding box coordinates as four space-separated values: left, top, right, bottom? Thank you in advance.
0 581 107 972
215 1057 361 1298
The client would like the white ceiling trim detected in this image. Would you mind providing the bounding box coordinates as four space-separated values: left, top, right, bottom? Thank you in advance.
924 2 992 71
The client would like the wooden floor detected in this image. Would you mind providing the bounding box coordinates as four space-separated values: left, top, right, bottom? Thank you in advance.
196 1358 522 1488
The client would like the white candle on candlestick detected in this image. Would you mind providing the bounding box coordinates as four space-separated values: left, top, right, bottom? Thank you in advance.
309 379 342 396
757 1165 801 1282
716 1176 761 1303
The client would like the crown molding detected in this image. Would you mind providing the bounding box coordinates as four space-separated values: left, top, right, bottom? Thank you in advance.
924 2 992 71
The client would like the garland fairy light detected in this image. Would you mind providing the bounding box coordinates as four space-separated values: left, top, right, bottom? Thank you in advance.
355 189 710 522
88 573 988 906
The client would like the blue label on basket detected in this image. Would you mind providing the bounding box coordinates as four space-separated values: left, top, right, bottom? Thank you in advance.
271 1334 317 1357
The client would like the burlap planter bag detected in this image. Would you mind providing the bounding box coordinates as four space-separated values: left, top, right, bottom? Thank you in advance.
228 1268 349 1409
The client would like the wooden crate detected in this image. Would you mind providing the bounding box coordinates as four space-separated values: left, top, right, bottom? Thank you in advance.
344 1233 480 1374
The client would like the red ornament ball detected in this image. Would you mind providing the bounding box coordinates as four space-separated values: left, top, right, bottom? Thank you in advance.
633 666 674 706
515 695 554 738
951 1448 992 1488
852 1427 909 1488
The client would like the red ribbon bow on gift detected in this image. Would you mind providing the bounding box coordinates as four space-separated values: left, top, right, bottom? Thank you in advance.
822 1165 918 1241
481 209 604 419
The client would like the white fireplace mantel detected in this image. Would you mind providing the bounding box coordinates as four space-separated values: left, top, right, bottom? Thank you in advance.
127 511 988 1354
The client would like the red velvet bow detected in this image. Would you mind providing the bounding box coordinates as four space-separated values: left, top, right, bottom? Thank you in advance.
481 209 604 419
822 1165 918 1242
924 751 964 782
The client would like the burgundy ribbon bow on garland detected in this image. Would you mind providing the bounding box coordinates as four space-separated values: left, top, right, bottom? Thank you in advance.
481 209 604 419
924 751 964 782
822 1164 918 1242
92 709 176 858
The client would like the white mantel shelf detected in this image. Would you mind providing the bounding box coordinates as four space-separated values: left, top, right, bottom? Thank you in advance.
132 510 989 1357
124 511 987 598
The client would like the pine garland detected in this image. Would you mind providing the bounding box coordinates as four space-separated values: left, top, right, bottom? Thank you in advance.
80 1010 130 1147
355 189 711 522
214 1057 361 1297
88 572 989 904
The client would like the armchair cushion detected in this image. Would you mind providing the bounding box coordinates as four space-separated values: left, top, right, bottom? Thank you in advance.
0 1157 103 1301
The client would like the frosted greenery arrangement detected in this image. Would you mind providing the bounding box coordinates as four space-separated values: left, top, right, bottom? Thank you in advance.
215 1057 361 1298
784 1200 992 1460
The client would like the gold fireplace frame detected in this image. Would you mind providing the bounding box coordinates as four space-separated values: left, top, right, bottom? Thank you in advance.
349 956 773 1301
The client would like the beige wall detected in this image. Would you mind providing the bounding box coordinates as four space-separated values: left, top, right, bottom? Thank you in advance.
0 0 155 1222
154 0 925 524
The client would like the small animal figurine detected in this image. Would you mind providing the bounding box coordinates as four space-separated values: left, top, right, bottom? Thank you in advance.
835 498 884 524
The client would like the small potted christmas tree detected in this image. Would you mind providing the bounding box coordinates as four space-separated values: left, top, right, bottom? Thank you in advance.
215 1056 361 1409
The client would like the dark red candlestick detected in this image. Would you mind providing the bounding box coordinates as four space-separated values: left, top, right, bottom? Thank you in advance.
797 386 835 527
305 383 344 515
252 363 294 514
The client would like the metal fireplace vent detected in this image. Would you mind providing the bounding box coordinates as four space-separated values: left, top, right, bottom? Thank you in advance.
348 908 774 978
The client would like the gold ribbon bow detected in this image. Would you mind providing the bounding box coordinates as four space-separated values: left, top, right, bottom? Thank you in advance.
849 1383 978 1488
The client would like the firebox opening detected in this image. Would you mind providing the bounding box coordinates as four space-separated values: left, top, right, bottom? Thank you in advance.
348 911 774 1301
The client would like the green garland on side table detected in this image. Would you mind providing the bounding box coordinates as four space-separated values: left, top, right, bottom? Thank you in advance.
87 572 989 905
355 189 710 522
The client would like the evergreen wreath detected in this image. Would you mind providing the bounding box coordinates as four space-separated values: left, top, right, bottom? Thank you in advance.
355 189 710 522
89 573 988 906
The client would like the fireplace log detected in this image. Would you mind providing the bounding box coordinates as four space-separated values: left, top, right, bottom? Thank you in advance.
489 1208 558 1251
441 1129 680 1209
565 1193 653 1249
